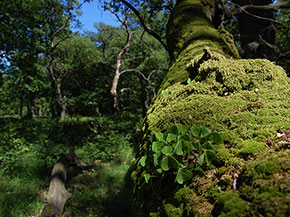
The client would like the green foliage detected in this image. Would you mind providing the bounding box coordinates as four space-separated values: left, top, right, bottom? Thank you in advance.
139 124 222 184
0 114 140 216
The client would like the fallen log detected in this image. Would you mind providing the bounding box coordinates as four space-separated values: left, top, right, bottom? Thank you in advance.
41 148 97 217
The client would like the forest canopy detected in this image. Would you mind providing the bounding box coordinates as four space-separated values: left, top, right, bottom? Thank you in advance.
0 0 289 118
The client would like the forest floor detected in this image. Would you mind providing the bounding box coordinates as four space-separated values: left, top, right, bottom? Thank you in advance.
0 114 141 217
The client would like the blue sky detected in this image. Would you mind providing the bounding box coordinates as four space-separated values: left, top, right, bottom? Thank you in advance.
76 0 120 32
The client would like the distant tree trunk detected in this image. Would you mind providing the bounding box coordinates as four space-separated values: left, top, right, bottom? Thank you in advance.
48 50 57 119
109 11 133 114
139 76 148 117
26 93 35 118
57 81 66 119
139 75 151 117
19 94 23 117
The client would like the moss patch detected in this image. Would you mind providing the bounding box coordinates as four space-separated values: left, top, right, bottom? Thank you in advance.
132 47 290 216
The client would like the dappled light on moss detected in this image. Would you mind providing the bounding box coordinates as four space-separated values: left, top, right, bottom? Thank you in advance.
133 47 290 216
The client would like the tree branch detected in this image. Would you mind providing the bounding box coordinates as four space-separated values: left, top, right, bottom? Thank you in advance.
117 0 168 51
229 1 290 28
234 1 290 12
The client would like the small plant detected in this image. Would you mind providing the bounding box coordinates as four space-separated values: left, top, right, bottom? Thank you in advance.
139 124 222 184
161 89 172 96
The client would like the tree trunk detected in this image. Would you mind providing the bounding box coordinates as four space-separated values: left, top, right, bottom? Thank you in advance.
26 93 35 118
57 81 66 119
139 75 150 117
49 60 57 119
41 156 71 217
162 0 239 89
131 0 290 216
41 149 97 217
19 94 23 117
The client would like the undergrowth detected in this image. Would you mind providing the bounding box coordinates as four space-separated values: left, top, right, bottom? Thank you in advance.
0 113 140 217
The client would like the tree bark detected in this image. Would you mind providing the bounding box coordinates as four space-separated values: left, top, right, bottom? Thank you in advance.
19 94 23 117
48 42 57 119
109 14 133 113
162 0 239 89
41 149 97 217
57 81 66 119
41 152 72 217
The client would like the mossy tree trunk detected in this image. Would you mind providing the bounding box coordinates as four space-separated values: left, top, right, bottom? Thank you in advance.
161 0 240 90
132 0 290 216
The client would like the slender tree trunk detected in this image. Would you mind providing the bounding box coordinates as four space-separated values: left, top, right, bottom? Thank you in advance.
26 93 35 118
57 81 66 119
49 71 57 118
19 94 23 117
109 12 133 114
48 37 57 119
139 75 149 117
111 71 121 112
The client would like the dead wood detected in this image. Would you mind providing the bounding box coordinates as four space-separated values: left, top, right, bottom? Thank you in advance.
41 148 97 217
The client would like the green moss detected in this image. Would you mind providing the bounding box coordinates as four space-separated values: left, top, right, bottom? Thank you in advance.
133 2 290 214
215 191 248 217
235 140 265 159
215 145 231 166
245 157 281 180
163 203 183 217
237 151 290 216
251 192 290 217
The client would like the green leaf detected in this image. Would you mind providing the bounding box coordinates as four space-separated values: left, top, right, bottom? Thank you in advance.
161 156 169 171
157 168 163 174
144 174 150 183
166 125 178 134
176 168 193 184
201 127 212 138
198 153 205 166
161 146 173 155
205 149 216 162
155 132 164 141
153 152 161 166
152 141 164 152
186 141 194 152
174 140 183 155
166 133 176 143
208 132 223 144
202 141 214 150
177 124 187 134
169 155 180 169
161 90 166 95
191 124 201 137
178 134 190 142
187 78 192 84
160 155 179 171
139 156 147 167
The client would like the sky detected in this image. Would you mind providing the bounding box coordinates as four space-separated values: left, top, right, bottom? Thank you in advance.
76 0 120 32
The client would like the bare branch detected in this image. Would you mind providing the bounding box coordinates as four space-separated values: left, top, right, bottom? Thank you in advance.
117 0 168 51
234 1 290 12
229 1 290 28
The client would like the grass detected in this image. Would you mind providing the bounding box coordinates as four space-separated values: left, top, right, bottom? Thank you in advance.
0 114 140 216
